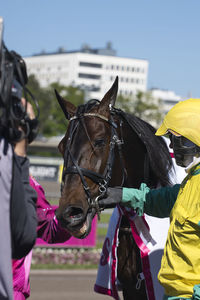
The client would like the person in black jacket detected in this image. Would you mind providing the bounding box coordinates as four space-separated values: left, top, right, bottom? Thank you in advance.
11 99 38 259
0 102 38 300
0 18 38 299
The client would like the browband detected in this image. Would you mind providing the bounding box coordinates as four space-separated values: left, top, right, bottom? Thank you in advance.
70 113 117 128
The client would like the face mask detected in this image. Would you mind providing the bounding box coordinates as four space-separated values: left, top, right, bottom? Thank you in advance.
169 134 200 167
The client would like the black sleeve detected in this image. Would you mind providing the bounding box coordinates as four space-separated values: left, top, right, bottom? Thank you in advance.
10 153 37 259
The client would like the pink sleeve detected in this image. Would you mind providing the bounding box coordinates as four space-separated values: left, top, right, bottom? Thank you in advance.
12 252 32 298
29 176 71 244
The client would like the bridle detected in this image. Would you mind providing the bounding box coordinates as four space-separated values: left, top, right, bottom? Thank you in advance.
61 109 126 219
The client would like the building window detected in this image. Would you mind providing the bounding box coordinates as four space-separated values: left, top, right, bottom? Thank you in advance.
79 62 102 68
165 100 179 105
78 73 101 80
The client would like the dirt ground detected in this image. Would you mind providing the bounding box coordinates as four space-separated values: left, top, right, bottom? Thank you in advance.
29 269 122 300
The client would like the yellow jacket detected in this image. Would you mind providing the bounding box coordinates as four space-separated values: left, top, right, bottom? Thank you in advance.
122 163 200 298
158 164 200 298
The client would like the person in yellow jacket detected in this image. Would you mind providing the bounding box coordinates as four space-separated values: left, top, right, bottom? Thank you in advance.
99 98 200 300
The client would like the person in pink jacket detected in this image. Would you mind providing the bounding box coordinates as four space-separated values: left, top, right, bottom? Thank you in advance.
12 176 71 300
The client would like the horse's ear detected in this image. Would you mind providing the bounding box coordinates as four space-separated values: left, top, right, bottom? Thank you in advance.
55 89 76 120
98 76 118 114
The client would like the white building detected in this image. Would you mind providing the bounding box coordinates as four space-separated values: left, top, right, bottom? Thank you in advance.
24 43 149 100
150 88 182 115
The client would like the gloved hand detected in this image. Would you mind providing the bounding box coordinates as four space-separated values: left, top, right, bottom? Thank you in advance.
98 187 123 209
192 284 200 300
98 183 150 215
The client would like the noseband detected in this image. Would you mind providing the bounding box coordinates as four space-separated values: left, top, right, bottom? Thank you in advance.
61 110 125 219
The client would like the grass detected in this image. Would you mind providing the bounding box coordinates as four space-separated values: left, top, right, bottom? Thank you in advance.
48 198 59 206
99 212 112 223
97 227 108 237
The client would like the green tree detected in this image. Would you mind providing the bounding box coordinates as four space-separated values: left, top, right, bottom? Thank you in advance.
115 91 163 127
27 75 85 137
115 94 133 113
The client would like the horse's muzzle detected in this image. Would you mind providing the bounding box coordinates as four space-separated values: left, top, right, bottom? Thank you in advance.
56 205 85 228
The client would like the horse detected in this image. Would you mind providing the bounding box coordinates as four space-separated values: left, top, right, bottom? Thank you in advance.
55 77 173 300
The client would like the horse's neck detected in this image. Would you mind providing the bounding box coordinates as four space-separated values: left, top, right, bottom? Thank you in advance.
110 122 147 188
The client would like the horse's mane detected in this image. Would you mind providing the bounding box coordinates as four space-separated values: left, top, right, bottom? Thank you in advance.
76 100 173 187
118 109 173 187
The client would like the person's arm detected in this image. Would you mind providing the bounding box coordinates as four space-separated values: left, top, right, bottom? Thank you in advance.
98 183 180 218
192 284 200 300
30 177 71 244
11 153 37 259
122 183 180 217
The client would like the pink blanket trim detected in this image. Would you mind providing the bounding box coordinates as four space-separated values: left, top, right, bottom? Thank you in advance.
111 214 121 300
95 206 156 300
94 209 122 300
122 207 155 300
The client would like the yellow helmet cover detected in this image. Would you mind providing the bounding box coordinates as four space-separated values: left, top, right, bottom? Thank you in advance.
156 98 200 147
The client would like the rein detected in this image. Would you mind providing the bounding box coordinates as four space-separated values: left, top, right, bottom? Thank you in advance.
61 110 125 219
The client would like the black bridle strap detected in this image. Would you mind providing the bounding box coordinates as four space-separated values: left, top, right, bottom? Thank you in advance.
62 111 124 215
67 147 91 201
65 166 105 185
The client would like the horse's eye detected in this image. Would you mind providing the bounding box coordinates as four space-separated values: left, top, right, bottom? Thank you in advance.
94 139 105 147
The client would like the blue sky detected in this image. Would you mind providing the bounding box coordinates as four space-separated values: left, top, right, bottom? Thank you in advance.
1 0 200 98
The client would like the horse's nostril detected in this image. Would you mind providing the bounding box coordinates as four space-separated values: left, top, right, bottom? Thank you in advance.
63 206 84 225
68 207 83 219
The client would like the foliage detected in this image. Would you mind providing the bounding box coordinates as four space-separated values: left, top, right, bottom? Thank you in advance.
27 75 85 137
27 75 163 134
115 91 164 127
115 94 133 113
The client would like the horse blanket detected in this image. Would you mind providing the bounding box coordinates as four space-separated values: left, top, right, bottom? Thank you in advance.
94 146 186 300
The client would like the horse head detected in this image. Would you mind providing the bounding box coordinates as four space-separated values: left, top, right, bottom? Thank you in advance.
55 77 119 238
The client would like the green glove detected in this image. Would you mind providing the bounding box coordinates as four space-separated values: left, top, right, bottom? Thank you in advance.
192 284 200 300
121 183 150 216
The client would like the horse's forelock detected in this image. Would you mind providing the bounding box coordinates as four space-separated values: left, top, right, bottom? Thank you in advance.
76 99 100 115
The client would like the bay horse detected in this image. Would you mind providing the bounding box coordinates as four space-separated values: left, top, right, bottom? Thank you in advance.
55 77 173 299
